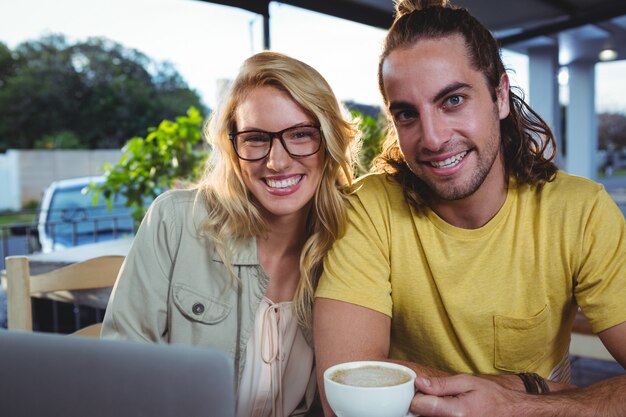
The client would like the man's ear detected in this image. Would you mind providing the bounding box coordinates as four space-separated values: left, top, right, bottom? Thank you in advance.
496 73 510 120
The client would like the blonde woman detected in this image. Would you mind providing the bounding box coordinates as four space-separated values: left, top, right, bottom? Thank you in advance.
102 51 357 417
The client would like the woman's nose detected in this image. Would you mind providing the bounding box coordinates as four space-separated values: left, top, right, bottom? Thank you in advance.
266 137 292 171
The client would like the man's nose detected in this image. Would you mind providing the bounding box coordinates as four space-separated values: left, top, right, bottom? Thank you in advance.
420 111 451 152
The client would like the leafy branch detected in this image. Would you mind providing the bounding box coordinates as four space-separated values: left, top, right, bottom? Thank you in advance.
92 106 208 221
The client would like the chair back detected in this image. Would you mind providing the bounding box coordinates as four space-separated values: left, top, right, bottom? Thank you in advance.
5 255 124 336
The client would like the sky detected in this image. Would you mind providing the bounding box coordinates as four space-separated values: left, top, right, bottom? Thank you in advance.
0 0 624 113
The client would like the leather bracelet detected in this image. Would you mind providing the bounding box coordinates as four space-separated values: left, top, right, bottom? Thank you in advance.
517 372 538 394
531 373 550 394
516 372 550 394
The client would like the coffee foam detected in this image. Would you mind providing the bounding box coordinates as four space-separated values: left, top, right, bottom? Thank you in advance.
330 365 412 387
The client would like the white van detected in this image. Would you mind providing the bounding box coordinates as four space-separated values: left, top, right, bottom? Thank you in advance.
37 176 137 253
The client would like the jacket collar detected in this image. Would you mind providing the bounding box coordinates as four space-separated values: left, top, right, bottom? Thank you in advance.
211 236 260 266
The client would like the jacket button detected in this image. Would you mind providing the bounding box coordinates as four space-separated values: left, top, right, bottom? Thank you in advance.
192 303 205 315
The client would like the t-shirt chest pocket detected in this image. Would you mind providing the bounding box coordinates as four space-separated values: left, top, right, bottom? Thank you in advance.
493 304 551 372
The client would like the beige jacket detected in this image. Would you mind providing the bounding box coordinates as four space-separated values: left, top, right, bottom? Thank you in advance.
101 189 317 416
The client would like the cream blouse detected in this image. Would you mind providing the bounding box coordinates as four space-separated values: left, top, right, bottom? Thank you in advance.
236 297 314 417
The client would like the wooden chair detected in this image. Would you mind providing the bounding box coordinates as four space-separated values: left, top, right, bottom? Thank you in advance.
4 255 124 337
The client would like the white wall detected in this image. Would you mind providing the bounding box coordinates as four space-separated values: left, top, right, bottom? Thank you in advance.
0 150 20 211
0 149 123 210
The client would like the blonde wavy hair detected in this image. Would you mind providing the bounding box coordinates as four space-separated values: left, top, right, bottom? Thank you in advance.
196 51 358 327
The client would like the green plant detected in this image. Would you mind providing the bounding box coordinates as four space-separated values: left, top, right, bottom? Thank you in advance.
93 106 208 221
352 109 388 177
0 211 37 226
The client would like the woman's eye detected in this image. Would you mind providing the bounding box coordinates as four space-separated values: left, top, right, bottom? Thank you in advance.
292 132 309 139
244 135 268 143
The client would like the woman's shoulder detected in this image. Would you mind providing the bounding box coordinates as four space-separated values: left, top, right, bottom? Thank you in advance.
154 188 199 204
151 188 202 210
147 188 208 223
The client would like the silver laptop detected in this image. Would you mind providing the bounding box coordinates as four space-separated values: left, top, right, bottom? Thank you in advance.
0 329 235 417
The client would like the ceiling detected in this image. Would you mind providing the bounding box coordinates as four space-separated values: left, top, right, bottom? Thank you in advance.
205 0 626 65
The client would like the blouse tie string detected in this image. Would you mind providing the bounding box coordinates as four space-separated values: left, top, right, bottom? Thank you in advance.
261 302 284 417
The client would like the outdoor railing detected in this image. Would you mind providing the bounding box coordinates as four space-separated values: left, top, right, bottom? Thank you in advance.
0 210 136 270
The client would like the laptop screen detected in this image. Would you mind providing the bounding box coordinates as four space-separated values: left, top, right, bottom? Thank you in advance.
0 330 235 417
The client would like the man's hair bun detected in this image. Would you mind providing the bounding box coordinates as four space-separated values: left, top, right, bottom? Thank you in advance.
394 0 450 18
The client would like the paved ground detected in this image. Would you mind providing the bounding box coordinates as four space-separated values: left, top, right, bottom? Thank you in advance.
599 176 626 211
571 356 625 387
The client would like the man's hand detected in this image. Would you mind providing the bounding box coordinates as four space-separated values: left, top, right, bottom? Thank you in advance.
411 374 520 417
411 373 626 417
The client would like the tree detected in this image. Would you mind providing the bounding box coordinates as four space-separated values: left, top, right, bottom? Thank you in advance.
0 41 16 87
0 34 206 151
598 112 626 150
34 130 84 149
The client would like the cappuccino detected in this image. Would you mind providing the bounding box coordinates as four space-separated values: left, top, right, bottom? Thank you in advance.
330 365 412 387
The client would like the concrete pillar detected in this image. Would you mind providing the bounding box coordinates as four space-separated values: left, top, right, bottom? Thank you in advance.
565 61 597 179
262 12 270 50
528 45 563 167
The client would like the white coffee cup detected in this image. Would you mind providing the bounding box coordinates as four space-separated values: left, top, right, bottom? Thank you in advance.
323 361 416 417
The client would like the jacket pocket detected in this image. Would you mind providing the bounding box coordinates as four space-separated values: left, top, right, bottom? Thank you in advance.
494 304 550 372
172 283 231 324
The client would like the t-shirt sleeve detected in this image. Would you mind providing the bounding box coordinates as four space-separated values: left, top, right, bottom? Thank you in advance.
574 186 626 333
315 176 394 317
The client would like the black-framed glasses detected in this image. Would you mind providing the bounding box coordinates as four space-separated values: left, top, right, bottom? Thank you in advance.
229 124 323 161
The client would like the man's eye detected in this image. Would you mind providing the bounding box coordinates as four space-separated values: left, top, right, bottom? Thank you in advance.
445 95 463 107
393 110 417 122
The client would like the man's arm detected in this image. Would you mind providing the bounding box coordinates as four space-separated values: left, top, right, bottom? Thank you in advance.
313 298 389 417
410 321 626 417
313 297 450 417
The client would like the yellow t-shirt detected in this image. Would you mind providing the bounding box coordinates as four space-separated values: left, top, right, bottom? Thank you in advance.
316 172 626 378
